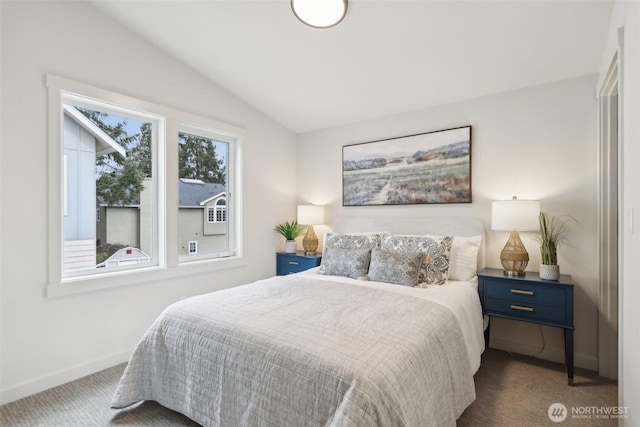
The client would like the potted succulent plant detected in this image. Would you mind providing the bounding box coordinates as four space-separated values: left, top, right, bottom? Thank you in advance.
538 211 575 281
274 220 306 253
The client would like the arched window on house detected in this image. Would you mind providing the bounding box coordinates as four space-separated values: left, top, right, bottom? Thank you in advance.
207 197 226 223
215 197 226 222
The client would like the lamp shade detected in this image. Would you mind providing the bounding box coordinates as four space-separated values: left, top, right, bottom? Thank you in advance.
297 205 324 225
491 197 540 231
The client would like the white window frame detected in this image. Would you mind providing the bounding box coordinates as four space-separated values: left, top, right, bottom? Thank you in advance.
63 155 68 216
178 124 239 265
58 92 164 280
188 241 198 255
46 75 245 298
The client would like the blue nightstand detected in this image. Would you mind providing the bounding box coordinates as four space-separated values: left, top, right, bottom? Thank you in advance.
276 252 322 276
477 268 575 385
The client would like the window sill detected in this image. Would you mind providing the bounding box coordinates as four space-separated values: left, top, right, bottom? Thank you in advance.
47 255 248 298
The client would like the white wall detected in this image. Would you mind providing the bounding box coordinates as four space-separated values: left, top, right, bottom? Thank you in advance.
0 1 296 403
598 1 640 424
297 75 600 370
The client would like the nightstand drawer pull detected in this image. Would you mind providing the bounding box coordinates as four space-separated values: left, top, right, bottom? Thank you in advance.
510 304 534 312
288 261 300 266
511 289 534 296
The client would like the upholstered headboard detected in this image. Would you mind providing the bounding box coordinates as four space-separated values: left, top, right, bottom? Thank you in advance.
331 216 486 272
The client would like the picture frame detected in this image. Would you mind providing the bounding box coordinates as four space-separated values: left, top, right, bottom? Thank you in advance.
342 126 472 206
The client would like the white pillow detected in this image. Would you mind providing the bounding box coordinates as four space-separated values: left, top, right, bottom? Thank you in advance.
448 235 482 281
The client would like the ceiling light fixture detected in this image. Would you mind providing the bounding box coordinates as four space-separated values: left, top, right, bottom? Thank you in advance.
291 0 348 29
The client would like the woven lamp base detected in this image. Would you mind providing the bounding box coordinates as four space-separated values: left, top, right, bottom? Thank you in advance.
302 225 318 255
500 230 530 276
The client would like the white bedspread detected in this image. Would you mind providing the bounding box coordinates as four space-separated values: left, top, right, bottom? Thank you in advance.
298 268 485 374
111 272 483 426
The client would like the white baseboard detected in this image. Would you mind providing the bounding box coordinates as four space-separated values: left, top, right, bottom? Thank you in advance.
0 348 132 405
490 337 598 372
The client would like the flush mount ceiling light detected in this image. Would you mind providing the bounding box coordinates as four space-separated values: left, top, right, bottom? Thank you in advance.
291 0 348 29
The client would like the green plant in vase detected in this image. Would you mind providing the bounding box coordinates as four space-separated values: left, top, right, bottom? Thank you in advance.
538 211 575 280
274 220 306 253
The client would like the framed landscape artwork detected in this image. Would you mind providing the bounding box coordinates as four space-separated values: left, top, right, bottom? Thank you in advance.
342 126 472 206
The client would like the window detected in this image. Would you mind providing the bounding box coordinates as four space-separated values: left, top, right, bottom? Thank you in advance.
178 128 236 262
60 97 160 278
46 75 244 297
215 198 227 222
207 198 226 223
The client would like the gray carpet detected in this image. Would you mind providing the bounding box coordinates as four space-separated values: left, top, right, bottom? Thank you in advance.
0 348 617 426
458 349 618 427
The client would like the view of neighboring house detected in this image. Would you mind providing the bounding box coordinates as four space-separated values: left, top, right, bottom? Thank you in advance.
98 247 151 268
177 178 227 256
97 178 227 261
66 103 228 271
95 195 143 268
96 196 140 250
63 105 126 272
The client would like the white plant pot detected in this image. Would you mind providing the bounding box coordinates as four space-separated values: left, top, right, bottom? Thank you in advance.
540 264 560 281
284 240 297 254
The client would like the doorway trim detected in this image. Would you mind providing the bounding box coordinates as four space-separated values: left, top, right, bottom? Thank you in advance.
596 29 623 380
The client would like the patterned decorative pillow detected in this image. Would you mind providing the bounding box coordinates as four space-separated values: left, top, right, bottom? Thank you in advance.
319 232 386 273
324 232 386 250
381 235 453 286
322 247 372 279
367 248 423 287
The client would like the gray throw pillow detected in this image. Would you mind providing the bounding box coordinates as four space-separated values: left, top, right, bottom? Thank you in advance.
381 235 453 286
322 247 372 279
367 248 423 287
319 232 385 274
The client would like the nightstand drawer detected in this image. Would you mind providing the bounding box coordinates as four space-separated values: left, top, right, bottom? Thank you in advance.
484 296 568 325
483 279 566 307
276 252 322 275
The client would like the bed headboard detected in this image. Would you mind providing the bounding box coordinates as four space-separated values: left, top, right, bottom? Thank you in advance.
331 216 486 271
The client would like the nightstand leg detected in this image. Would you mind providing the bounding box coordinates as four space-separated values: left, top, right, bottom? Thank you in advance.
483 316 490 350
564 328 574 386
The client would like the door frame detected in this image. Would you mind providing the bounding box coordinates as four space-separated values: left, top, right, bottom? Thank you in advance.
596 31 623 380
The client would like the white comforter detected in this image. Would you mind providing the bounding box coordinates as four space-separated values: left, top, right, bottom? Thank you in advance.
297 268 485 374
111 271 484 426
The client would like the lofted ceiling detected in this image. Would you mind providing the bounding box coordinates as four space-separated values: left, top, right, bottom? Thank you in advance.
91 0 613 134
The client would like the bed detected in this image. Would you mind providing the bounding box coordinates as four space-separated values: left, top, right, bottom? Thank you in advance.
111 217 486 426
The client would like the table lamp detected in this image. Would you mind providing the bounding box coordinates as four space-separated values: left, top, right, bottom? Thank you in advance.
491 196 540 276
297 204 324 255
